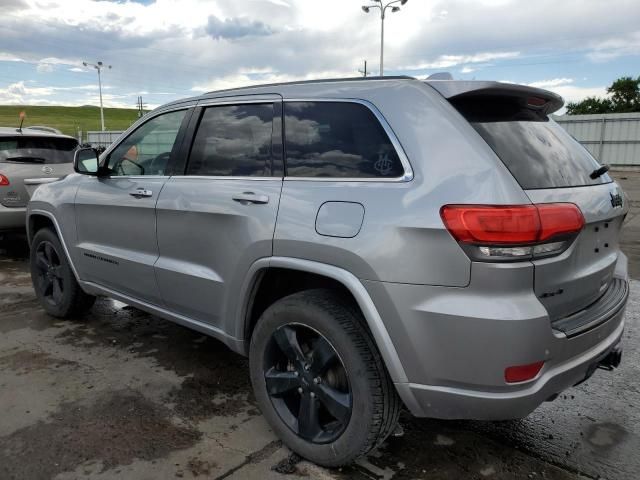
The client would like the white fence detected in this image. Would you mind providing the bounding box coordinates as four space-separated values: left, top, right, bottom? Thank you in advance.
554 112 640 167
85 130 124 150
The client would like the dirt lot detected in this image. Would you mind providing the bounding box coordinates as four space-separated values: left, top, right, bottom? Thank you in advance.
0 171 639 480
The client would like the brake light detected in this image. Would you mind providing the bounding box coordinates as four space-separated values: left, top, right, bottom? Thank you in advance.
0 174 9 186
440 203 584 260
505 361 544 383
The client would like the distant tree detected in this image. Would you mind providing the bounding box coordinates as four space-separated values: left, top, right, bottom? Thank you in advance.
607 76 640 112
566 96 614 115
566 76 640 115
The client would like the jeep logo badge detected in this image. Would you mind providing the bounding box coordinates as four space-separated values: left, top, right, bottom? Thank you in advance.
42 166 53 175
610 191 623 208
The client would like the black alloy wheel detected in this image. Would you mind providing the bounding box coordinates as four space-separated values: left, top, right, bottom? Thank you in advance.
33 240 65 306
263 323 352 444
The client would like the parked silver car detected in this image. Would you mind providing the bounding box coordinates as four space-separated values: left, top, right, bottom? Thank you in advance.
26 77 628 466
0 126 76 232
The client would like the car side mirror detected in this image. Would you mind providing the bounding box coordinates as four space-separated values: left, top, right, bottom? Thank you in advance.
74 147 100 175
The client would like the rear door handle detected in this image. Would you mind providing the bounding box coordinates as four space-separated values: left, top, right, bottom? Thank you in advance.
129 188 153 198
232 192 269 205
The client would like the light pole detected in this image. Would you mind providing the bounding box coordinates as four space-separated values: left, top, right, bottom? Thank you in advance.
83 60 111 131
361 0 408 76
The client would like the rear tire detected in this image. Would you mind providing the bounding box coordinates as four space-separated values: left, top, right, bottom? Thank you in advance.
249 288 401 467
30 227 95 318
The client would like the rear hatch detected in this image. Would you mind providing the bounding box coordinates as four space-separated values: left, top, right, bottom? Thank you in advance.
431 81 628 333
0 134 77 207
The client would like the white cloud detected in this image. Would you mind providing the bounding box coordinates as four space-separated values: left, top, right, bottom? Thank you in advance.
0 52 25 62
528 78 574 89
401 51 520 71
550 85 609 104
37 63 55 73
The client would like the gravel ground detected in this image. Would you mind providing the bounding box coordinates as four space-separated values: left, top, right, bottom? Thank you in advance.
0 170 638 480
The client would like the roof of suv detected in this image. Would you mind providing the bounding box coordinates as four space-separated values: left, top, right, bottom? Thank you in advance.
0 126 76 140
157 76 562 113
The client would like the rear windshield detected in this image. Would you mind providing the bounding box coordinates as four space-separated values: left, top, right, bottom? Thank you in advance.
0 136 78 164
449 94 611 189
471 121 610 189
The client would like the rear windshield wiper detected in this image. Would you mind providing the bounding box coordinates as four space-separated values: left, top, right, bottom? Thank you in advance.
590 164 610 179
4 156 46 163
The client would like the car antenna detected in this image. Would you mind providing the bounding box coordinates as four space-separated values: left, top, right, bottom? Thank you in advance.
18 111 26 133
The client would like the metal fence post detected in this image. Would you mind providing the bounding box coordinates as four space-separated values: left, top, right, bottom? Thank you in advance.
598 117 606 162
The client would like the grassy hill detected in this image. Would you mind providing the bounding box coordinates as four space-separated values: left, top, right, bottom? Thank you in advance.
0 105 142 138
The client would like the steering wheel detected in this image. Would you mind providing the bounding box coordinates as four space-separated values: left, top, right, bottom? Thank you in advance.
149 152 172 175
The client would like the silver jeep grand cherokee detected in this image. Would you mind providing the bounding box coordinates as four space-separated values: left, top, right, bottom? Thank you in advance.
27 77 629 466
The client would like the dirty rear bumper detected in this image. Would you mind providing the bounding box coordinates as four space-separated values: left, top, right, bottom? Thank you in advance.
396 318 624 420
364 255 629 420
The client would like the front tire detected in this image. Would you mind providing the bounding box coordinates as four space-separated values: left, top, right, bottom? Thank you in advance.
30 227 95 318
249 289 401 467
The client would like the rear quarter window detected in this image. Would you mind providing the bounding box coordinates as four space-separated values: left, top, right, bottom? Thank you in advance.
284 102 404 178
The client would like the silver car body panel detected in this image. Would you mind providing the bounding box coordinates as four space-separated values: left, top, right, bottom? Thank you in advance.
27 78 629 420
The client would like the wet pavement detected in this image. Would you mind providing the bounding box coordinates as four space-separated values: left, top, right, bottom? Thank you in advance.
0 170 638 480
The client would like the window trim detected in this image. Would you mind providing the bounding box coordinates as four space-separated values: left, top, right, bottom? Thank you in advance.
99 105 193 178
282 98 413 183
182 100 282 179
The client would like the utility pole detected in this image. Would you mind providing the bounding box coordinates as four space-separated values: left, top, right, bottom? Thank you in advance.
358 60 369 77
361 0 409 76
83 60 112 131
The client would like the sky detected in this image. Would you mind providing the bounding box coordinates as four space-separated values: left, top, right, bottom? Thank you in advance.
0 0 639 114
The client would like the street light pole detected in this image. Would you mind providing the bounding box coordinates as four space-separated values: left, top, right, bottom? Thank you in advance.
380 7 385 76
361 0 408 77
83 60 112 131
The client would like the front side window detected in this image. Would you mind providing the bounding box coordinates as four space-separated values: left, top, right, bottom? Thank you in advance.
284 102 404 178
108 109 187 176
187 104 275 177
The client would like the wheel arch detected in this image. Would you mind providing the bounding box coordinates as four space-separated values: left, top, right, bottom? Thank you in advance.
237 257 409 385
27 212 55 244
27 209 81 282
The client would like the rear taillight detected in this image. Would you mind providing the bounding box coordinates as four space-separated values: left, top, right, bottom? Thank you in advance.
0 174 10 186
440 203 584 261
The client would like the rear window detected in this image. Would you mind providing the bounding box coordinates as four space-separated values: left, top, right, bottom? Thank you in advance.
450 95 610 189
284 102 404 178
0 136 78 164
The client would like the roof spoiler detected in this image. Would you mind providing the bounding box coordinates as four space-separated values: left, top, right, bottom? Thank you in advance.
425 80 564 116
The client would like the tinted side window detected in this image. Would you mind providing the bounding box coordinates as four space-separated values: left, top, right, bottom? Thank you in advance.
187 104 274 177
284 102 404 178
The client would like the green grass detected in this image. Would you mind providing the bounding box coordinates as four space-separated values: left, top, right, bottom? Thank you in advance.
0 105 142 138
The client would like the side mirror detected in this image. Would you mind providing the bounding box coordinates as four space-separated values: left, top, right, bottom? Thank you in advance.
74 147 100 175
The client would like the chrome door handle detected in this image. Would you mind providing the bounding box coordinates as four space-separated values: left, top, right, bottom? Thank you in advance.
129 188 153 198
232 192 269 205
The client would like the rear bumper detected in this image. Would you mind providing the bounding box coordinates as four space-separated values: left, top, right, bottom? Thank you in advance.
397 316 624 419
364 255 629 420
0 205 26 232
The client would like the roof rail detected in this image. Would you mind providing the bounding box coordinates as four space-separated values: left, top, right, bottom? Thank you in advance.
24 125 63 135
204 75 416 95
